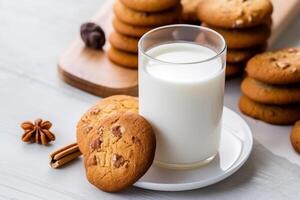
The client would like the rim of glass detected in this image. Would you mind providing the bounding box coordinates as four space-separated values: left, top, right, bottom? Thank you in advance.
138 24 227 65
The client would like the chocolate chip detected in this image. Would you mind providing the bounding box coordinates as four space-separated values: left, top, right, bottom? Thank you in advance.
80 22 105 50
112 154 125 168
90 137 102 151
111 124 125 138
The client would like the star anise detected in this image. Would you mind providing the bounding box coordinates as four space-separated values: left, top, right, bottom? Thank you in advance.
21 118 55 145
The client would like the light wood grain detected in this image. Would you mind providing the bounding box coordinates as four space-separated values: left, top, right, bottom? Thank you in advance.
58 0 138 97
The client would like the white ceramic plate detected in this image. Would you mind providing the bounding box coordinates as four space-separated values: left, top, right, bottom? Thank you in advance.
134 107 253 191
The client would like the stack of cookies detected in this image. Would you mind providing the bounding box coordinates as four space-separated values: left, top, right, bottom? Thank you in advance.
108 0 181 68
197 0 273 77
239 48 300 125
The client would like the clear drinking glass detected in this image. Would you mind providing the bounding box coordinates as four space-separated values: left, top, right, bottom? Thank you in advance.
138 25 226 170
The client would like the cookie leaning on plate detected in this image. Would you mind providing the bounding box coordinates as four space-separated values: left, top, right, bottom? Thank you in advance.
113 0 181 26
239 95 300 125
290 121 300 153
246 48 300 85
241 77 300 105
76 95 138 155
84 112 156 192
119 0 180 12
197 0 273 28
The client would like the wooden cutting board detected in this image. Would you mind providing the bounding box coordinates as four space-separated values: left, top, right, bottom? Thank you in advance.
58 0 300 97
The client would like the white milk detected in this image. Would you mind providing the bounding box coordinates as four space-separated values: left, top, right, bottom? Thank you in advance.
139 43 225 169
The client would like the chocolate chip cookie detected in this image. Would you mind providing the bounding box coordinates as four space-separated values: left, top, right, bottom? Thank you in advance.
204 23 271 49
76 95 138 155
245 48 300 85
239 95 300 125
84 112 156 192
227 45 266 63
241 77 300 105
197 0 273 28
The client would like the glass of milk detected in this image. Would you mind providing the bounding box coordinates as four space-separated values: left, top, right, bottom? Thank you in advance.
138 25 226 170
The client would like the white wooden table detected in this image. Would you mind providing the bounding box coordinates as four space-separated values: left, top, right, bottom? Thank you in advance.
1 0 300 199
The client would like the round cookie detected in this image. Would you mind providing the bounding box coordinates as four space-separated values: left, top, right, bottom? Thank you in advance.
76 95 138 155
109 32 138 53
227 45 266 63
246 48 300 85
113 18 155 38
239 95 300 125
108 47 138 68
226 63 244 77
84 112 156 192
241 77 300 105
197 0 273 28
114 0 181 26
204 24 270 49
119 0 180 12
290 121 300 153
181 0 202 24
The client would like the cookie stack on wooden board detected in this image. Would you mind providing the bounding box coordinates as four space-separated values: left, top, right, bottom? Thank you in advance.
239 48 300 125
108 0 181 68
197 0 273 78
